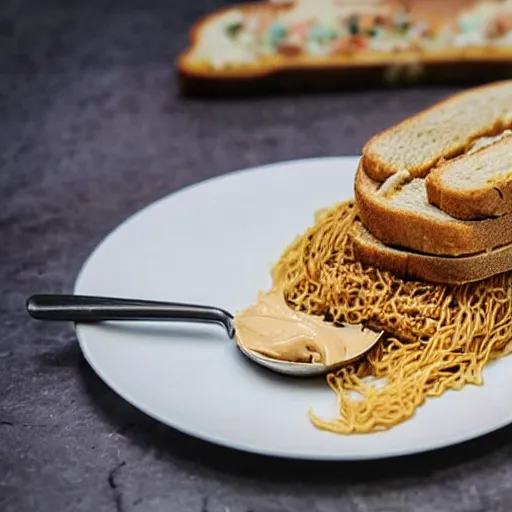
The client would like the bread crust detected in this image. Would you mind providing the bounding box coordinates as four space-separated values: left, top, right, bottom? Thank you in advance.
178 61 512 98
354 161 512 256
351 221 512 284
177 4 512 97
426 160 512 220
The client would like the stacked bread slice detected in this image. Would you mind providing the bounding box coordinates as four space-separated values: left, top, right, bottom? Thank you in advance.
351 80 512 284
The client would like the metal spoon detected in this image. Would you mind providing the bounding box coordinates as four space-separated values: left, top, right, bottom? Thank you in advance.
26 294 384 377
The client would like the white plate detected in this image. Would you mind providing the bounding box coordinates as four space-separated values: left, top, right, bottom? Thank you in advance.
75 156 512 460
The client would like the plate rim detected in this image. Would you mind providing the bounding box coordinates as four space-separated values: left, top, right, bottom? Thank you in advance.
74 156 512 461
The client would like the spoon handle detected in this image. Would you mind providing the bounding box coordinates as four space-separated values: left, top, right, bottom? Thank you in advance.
26 294 235 338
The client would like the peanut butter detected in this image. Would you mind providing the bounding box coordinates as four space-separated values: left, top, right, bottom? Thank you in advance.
234 290 381 366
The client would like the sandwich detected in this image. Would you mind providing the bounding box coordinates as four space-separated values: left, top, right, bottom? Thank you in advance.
353 79 512 283
177 0 512 96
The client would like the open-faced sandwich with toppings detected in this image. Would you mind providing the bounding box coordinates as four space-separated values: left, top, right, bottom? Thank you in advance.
178 0 512 95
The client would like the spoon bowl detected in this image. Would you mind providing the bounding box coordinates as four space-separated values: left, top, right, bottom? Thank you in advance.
26 294 383 377
236 341 328 377
237 331 383 376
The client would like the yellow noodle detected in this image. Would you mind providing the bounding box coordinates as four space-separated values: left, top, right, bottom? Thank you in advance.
271 200 512 434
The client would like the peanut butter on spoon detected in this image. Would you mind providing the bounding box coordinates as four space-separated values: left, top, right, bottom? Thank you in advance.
234 290 382 367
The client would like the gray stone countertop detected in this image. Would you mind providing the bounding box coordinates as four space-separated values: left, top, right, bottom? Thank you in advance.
2 1 512 511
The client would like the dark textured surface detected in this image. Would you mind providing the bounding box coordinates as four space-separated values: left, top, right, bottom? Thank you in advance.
2 1 512 511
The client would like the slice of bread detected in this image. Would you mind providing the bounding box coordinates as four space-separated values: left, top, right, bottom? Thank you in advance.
362 80 512 182
178 2 512 97
354 161 512 256
425 133 512 219
351 220 512 284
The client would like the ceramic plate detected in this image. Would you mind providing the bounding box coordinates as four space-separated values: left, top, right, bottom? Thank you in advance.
75 157 512 460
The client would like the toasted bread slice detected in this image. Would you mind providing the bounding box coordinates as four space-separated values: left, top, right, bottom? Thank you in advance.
178 2 512 97
362 80 512 182
354 161 512 256
425 133 512 219
351 220 512 284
